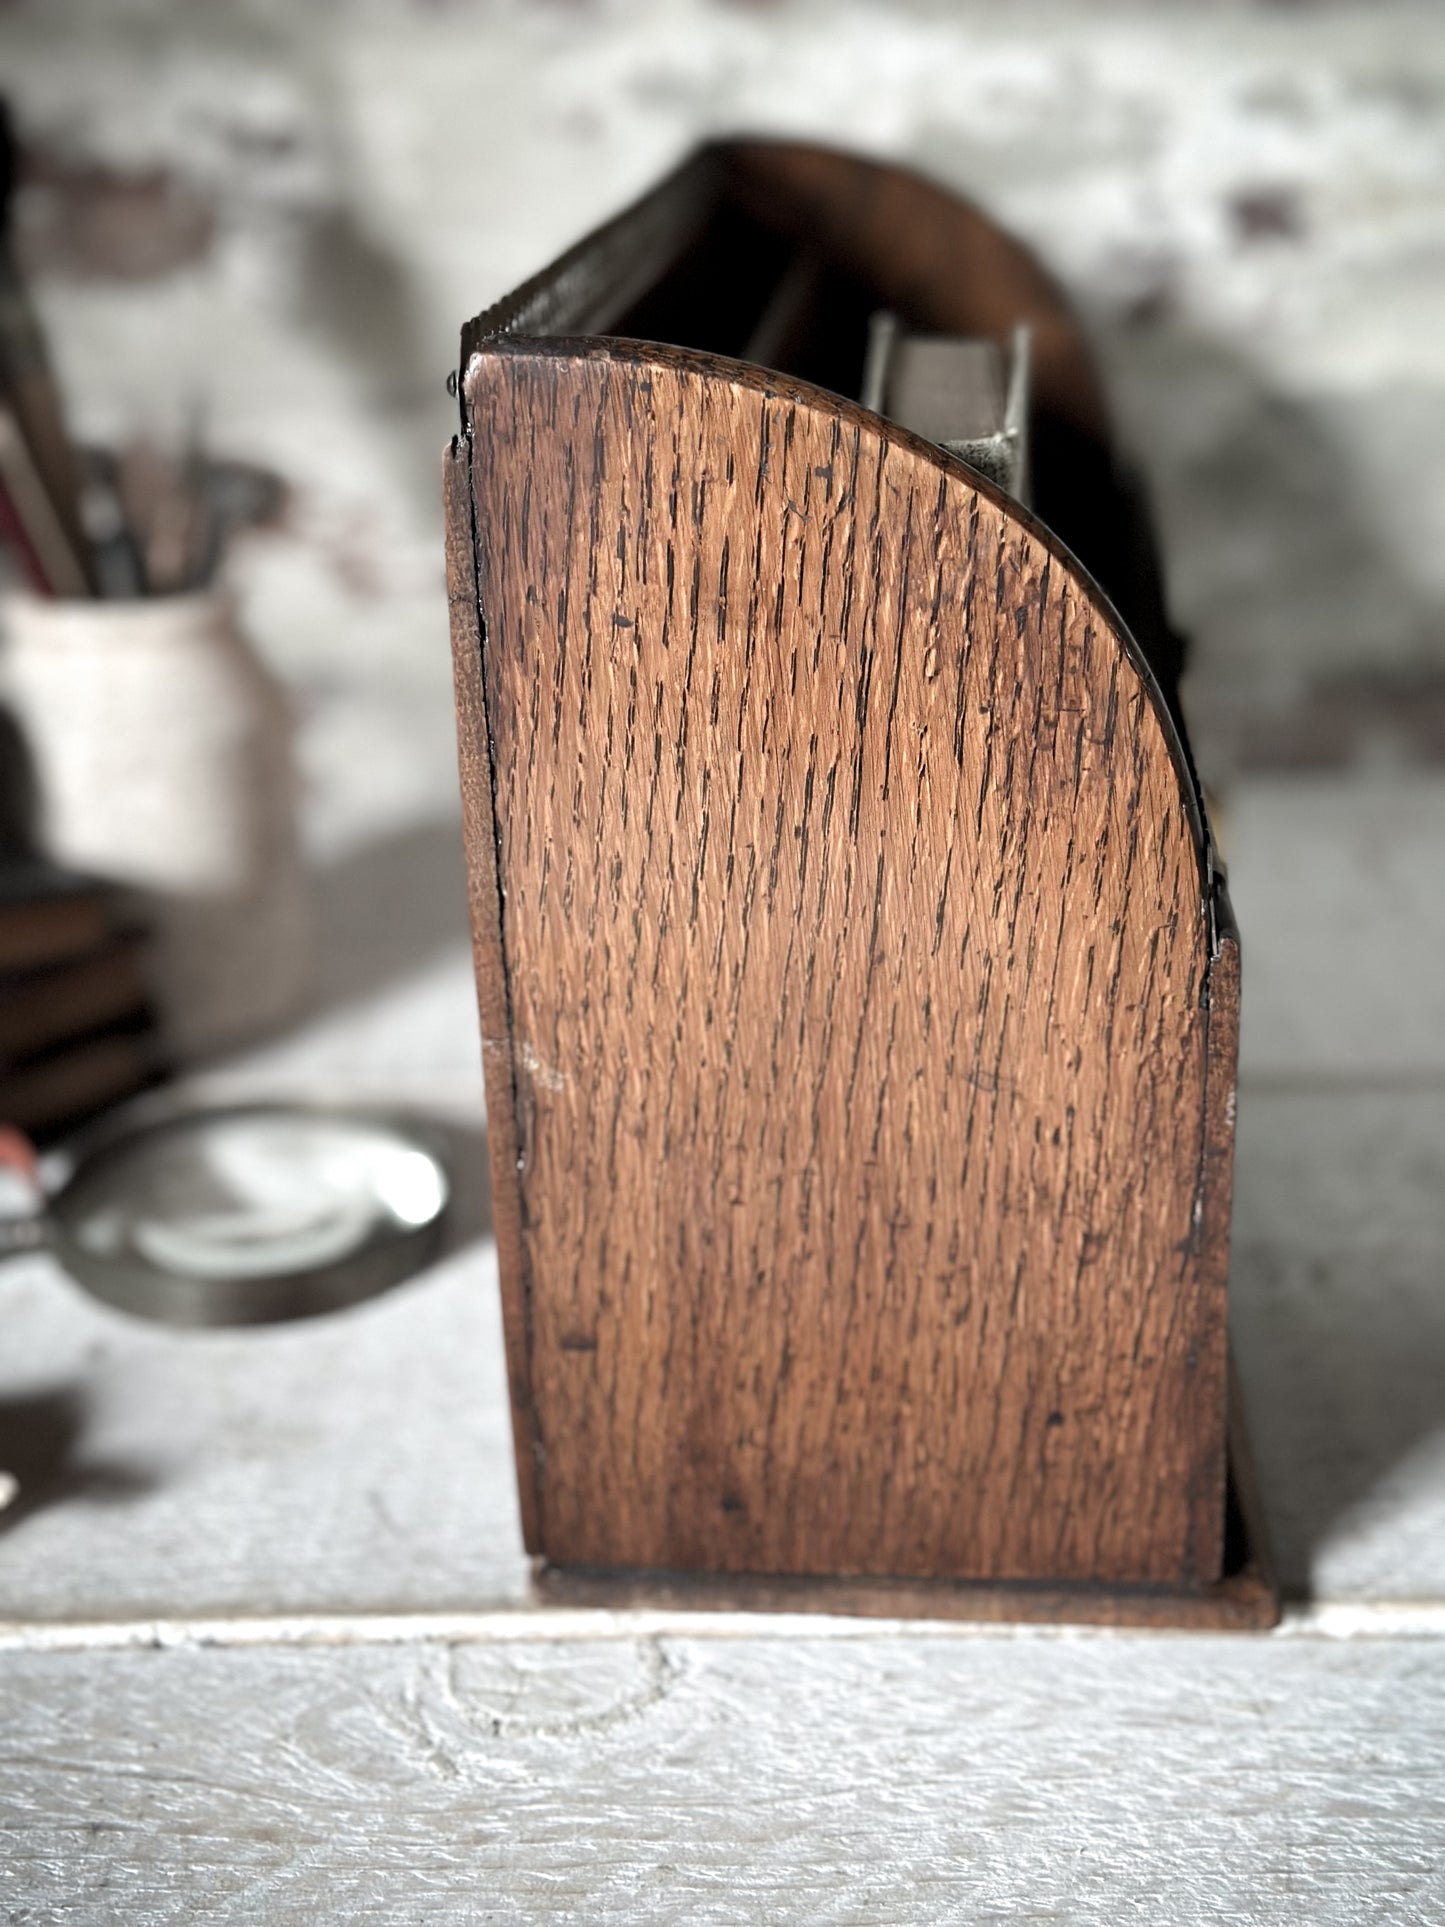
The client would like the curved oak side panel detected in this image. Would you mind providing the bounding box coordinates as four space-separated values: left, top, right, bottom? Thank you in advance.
449 338 1233 1589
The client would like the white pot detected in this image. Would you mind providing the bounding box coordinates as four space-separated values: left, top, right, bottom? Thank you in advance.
1 592 311 1058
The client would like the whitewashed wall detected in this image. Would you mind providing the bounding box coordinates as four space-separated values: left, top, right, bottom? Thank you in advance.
2 0 1443 833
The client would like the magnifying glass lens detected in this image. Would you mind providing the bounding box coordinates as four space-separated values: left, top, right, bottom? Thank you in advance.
46 1107 451 1324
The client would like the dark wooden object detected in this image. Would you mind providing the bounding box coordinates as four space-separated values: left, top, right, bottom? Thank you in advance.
445 142 1275 1626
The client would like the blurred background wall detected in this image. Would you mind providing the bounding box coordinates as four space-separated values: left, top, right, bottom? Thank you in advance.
1 0 1442 1025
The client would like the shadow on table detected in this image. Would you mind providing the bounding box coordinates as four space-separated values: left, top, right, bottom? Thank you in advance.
310 815 472 1015
1230 1206 1445 1605
0 1386 158 1537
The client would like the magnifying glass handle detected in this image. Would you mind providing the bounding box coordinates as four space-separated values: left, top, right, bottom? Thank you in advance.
0 1213 48 1258
0 1124 50 1262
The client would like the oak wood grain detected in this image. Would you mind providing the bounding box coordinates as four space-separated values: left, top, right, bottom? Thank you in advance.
445 443 542 1547
451 338 1231 1588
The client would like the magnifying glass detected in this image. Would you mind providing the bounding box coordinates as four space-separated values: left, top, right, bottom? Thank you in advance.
0 1103 450 1326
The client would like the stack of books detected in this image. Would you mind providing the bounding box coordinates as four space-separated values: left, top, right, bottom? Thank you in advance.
0 859 162 1139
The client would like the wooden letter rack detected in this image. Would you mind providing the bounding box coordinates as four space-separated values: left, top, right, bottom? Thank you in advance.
445 142 1277 1627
